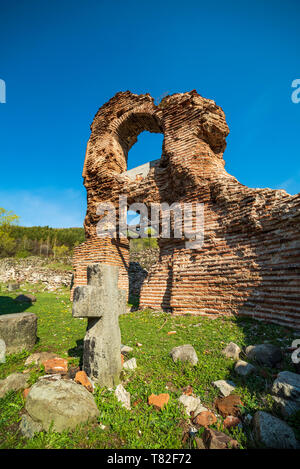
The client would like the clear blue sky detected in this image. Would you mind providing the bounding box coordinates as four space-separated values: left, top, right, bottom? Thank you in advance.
0 0 299 227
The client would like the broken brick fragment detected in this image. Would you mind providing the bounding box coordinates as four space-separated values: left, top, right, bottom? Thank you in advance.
193 411 217 427
42 357 68 375
75 370 93 392
148 393 170 410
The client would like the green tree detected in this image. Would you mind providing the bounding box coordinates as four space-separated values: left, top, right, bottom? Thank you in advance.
53 244 69 259
0 208 19 257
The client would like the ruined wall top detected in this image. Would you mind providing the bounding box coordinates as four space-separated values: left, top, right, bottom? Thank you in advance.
81 90 234 236
82 90 230 181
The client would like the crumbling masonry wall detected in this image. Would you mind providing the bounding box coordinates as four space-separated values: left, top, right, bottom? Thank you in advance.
73 90 300 329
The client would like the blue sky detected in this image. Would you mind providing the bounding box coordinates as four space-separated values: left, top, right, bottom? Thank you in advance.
0 0 299 227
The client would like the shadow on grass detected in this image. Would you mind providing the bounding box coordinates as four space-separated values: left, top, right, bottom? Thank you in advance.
68 339 84 368
0 296 32 316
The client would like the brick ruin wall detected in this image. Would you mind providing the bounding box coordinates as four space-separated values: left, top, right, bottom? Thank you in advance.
73 90 300 329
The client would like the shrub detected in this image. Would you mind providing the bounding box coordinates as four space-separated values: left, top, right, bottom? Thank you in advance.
15 249 31 258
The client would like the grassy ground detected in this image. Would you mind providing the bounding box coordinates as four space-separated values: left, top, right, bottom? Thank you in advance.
0 283 299 449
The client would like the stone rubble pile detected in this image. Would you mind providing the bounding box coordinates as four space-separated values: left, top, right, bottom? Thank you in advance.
0 257 73 291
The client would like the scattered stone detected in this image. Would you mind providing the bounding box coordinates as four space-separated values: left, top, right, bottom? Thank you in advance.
0 312 37 353
42 357 68 375
19 414 43 439
215 395 243 418
170 344 198 366
25 379 100 432
0 339 6 363
223 415 241 429
75 370 93 392
123 357 137 371
234 360 256 376
222 342 241 361
193 411 217 427
212 380 236 397
15 294 36 303
120 344 133 354
115 384 131 410
136 342 142 347
271 371 300 400
25 352 58 367
203 428 239 449
148 393 170 410
246 344 283 367
178 394 207 417
252 411 298 449
271 371 300 417
0 373 30 398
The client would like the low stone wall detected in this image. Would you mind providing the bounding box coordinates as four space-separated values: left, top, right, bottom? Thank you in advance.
128 262 148 299
0 257 73 291
128 248 159 299
129 248 159 271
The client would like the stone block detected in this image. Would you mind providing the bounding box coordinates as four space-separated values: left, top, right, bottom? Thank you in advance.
0 312 37 353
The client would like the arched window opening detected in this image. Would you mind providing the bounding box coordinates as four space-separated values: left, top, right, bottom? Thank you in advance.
126 131 164 171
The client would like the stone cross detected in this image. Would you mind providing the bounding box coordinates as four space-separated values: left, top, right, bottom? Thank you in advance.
72 264 126 387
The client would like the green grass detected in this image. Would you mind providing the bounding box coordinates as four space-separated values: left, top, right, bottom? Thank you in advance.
45 262 73 271
0 282 298 449
130 237 158 251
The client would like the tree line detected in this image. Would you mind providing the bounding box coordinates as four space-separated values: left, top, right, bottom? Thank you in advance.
0 208 84 258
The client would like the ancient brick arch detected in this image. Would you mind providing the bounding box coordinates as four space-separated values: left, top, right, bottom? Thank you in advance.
73 90 300 328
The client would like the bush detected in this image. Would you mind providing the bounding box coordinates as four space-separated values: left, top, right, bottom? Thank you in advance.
15 249 31 258
53 245 69 259
130 237 158 252
0 208 19 257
